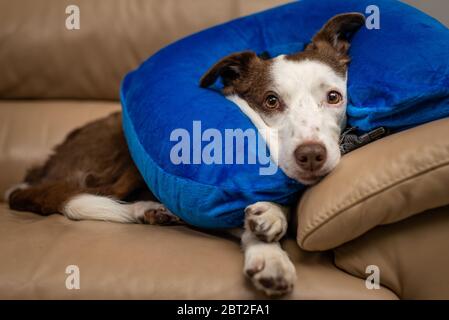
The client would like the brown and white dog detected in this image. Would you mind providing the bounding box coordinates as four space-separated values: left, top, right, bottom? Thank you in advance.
5 13 365 296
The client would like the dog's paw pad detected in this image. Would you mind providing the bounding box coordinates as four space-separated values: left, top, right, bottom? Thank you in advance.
245 259 265 278
259 277 291 292
141 205 182 226
244 246 296 296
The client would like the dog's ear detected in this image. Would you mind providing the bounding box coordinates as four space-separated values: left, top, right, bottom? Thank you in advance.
305 13 365 65
199 51 259 89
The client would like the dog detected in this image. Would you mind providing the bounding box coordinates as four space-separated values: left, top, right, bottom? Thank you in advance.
5 13 365 296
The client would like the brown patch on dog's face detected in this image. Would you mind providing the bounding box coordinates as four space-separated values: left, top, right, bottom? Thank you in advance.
286 49 348 78
287 13 366 76
200 13 365 114
200 51 284 115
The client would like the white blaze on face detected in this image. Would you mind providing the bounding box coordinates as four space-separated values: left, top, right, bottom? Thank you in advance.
228 55 348 183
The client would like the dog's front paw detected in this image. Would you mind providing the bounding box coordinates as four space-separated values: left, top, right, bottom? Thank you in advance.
244 202 287 242
244 244 296 296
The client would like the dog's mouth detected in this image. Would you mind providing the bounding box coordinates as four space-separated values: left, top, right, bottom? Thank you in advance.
295 173 322 185
294 168 332 185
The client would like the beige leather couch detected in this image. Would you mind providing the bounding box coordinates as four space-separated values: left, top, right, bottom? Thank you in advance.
0 0 448 300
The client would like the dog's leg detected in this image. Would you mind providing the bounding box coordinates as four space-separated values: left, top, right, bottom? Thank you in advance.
7 182 179 225
8 182 80 216
62 193 170 224
241 201 296 296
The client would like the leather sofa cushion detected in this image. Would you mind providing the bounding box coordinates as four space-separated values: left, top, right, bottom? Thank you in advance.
296 117 449 251
0 0 288 100
0 99 397 299
0 203 397 299
0 100 120 197
335 205 449 299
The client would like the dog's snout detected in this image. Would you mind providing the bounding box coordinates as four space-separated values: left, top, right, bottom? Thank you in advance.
294 143 327 172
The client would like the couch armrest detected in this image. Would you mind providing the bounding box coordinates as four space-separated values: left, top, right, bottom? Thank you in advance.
335 204 449 299
296 117 449 251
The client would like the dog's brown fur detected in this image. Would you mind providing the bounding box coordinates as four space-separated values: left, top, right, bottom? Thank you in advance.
287 13 365 76
8 112 155 215
200 52 287 115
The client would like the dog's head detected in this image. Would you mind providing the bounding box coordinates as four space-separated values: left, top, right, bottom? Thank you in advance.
200 13 365 185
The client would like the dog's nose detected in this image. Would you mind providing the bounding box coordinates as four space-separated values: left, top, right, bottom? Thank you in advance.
294 143 327 172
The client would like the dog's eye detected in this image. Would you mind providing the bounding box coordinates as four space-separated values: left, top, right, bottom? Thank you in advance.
264 95 280 109
327 91 342 104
